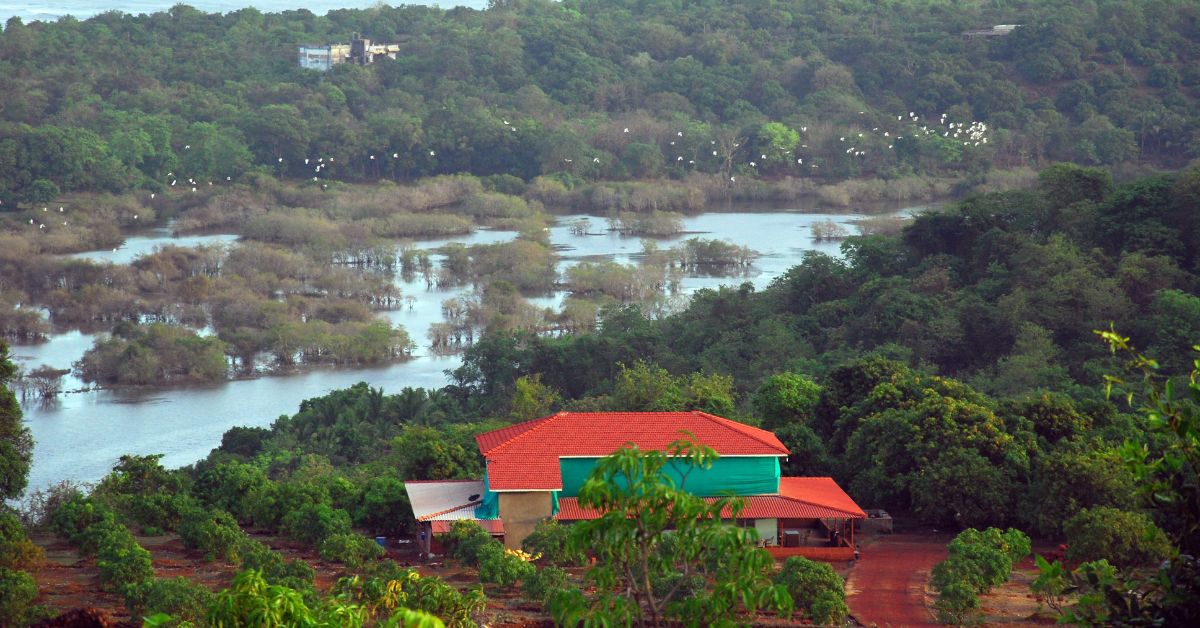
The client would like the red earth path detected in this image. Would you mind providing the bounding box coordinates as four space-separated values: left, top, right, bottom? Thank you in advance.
845 533 951 627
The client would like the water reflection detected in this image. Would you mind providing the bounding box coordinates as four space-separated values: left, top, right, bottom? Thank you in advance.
18 204 929 495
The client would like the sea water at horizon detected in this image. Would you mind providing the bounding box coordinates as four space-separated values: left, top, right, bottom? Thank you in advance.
1 0 489 24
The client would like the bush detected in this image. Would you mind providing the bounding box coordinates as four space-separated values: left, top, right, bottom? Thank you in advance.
96 528 154 592
930 527 1030 624
477 543 535 588
0 512 43 570
933 578 980 625
49 494 117 556
123 576 213 622
281 503 352 548
521 520 581 566
522 565 568 603
238 538 315 590
774 556 847 622
0 567 39 624
178 507 244 562
446 520 496 567
1065 507 1173 568
319 533 385 569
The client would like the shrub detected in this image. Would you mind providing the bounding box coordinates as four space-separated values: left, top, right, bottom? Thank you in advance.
239 538 315 590
281 503 352 548
774 556 847 622
178 507 244 562
809 589 850 625
123 576 213 622
521 520 581 566
0 512 43 570
522 565 568 603
319 533 385 569
933 578 980 625
1064 507 1173 568
49 494 118 556
0 568 40 625
446 520 496 567
96 529 154 592
477 542 535 588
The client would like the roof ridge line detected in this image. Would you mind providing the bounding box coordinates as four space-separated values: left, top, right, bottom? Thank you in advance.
485 411 567 456
694 410 789 454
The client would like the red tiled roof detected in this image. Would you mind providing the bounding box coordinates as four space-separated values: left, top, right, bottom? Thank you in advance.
556 493 865 521
476 411 790 491
779 477 868 518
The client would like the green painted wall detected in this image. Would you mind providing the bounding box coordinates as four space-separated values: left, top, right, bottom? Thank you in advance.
559 456 781 497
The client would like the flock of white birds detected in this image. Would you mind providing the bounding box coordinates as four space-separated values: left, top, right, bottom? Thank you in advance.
20 110 991 234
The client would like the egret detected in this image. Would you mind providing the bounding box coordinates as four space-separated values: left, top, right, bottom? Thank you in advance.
503 119 509 125
801 126 807 132
226 176 231 181
884 132 889 137
730 176 736 182
670 141 675 145
59 206 63 212
623 127 629 133
797 158 803 164
150 193 155 199
888 144 893 149
39 224 44 229
370 155 375 159
898 115 902 120
305 158 310 164
677 131 683 136
313 177 319 181
393 153 399 158
29 219 33 224
184 145 190 150
677 156 683 161
593 157 600 163
429 150 436 156
712 150 718 156
688 160 695 164
750 161 757 167
133 214 138 219
840 137 845 142
278 158 283 162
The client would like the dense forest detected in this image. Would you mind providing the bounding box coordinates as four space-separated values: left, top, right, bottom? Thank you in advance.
1 0 1199 202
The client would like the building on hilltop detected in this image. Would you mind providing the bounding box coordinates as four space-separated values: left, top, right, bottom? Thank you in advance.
962 24 1021 39
298 33 403 71
406 411 867 561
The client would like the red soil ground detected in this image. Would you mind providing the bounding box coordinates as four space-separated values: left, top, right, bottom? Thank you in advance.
845 533 952 627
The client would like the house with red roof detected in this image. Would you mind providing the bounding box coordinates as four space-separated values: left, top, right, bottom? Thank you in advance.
405 411 866 561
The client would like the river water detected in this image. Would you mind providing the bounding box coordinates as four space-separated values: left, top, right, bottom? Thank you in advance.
11 205 929 496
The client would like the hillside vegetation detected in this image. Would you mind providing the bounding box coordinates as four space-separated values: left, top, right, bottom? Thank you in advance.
1 0 1199 202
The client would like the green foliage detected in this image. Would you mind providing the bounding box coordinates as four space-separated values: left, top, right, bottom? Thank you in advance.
0 342 33 500
319 533 385 569
476 543 535 588
331 567 484 628
932 528 1029 624
124 577 213 624
522 565 568 604
753 372 822 430
521 519 581 567
75 322 229 385
550 434 792 626
0 511 42 570
773 557 847 624
0 567 40 626
178 507 244 562
445 520 496 568
354 477 413 538
1064 506 1173 568
281 503 353 548
95 526 154 592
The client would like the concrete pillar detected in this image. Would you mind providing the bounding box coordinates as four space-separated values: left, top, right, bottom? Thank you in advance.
498 491 553 549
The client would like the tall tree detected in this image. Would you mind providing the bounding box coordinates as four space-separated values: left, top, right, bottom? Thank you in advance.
0 342 33 499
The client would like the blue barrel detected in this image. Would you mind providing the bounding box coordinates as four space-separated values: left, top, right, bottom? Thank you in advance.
375 536 387 549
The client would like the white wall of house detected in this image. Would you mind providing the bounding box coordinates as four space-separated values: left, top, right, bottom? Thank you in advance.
755 518 778 546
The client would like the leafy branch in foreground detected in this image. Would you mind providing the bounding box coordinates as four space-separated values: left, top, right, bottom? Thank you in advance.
1032 329 1199 625
549 432 792 627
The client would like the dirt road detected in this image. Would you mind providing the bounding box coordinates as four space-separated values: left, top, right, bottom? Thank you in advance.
845 533 951 627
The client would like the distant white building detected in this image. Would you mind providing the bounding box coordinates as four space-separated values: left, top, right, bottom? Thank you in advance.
963 24 1021 39
298 44 351 72
298 34 402 71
